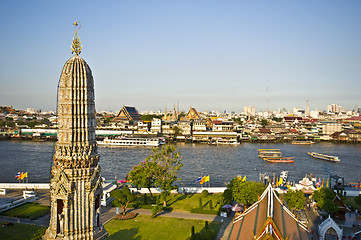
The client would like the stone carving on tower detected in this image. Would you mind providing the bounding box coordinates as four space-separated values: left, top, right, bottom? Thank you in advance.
44 21 108 239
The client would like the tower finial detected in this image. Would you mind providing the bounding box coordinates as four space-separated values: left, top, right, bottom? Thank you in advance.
71 21 82 55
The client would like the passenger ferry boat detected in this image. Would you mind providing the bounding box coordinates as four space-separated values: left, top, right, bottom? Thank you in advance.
97 137 165 147
308 152 340 162
209 138 239 145
258 149 282 159
264 157 294 163
291 140 315 145
258 149 294 163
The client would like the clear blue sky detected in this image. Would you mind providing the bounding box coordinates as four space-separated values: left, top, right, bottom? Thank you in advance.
1 1 360 113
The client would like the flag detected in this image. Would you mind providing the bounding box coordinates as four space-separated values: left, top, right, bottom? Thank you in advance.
321 178 325 188
242 175 246 182
20 172 24 180
200 176 206 184
272 177 275 185
15 172 20 180
204 176 210 183
316 178 321 188
358 180 360 189
23 172 28 178
238 175 242 181
196 176 202 183
278 177 283 186
276 177 279 187
326 178 329 188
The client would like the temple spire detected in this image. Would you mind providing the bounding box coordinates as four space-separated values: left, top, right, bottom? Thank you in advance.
71 21 82 55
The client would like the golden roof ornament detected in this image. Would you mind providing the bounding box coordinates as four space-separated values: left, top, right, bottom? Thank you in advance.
71 21 82 55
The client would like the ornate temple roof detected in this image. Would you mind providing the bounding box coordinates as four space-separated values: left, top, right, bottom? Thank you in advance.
295 176 316 194
228 184 310 240
114 106 140 121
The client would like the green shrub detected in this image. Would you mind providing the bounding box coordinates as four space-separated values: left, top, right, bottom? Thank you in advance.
222 189 232 204
201 190 209 197
199 198 203 209
191 225 195 239
151 205 158 218
31 227 47 240
143 194 148 204
199 229 215 240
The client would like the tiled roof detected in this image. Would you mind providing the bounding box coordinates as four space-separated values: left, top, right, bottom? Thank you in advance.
115 106 140 121
228 184 309 240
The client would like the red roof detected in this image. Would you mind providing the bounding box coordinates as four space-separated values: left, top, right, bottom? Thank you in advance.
345 116 361 121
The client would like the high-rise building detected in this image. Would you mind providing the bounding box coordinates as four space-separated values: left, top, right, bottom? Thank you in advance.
44 23 107 239
305 100 310 116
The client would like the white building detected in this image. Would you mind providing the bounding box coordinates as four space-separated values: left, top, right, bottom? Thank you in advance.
322 123 342 135
150 118 162 133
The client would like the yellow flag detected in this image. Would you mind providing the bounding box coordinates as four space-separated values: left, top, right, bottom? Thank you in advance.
326 178 329 188
23 172 28 178
242 175 246 182
278 177 283 186
238 175 243 180
204 176 210 183
20 172 24 180
276 177 279 187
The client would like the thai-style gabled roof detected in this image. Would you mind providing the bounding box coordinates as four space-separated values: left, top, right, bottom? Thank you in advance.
298 177 313 187
295 176 316 194
228 184 310 240
114 106 140 121
186 107 201 120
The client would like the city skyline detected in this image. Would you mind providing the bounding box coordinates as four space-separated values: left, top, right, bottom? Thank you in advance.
0 1 360 112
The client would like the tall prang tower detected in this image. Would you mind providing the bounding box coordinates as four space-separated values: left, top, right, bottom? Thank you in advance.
44 22 108 240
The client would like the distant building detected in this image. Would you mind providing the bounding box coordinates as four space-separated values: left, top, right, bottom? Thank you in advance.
114 106 140 122
150 118 162 133
322 123 342 135
243 105 255 116
327 104 344 113
186 107 201 120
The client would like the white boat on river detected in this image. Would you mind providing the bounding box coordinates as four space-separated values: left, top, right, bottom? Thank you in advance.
97 137 165 147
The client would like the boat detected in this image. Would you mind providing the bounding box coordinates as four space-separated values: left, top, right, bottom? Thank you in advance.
308 152 340 162
258 149 282 159
97 137 165 147
209 138 239 145
264 157 294 163
292 140 315 145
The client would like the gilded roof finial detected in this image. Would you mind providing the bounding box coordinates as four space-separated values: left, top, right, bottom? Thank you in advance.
71 21 82 55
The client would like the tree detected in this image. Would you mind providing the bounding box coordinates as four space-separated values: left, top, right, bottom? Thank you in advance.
284 190 306 210
228 178 266 206
111 187 136 215
172 126 181 137
128 159 158 198
151 144 183 207
260 119 269 128
313 188 338 214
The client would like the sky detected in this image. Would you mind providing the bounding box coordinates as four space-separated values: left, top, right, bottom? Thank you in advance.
0 1 360 113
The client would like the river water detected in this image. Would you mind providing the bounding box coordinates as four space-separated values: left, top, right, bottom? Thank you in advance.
0 141 360 187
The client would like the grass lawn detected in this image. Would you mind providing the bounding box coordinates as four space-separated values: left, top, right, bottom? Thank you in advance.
0 221 46 240
131 193 223 214
0 203 50 220
343 196 361 211
105 214 221 240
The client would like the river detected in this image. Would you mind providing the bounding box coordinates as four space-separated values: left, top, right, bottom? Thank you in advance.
0 141 360 187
